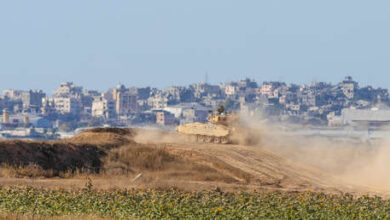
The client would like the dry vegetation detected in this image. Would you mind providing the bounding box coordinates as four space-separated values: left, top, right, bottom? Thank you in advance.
66 127 136 148
0 128 252 187
2 126 390 219
0 127 384 195
0 140 104 177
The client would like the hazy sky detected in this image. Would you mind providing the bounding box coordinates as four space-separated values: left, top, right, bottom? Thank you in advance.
1 1 389 93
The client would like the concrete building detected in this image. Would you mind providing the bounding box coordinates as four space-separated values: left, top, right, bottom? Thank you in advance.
200 97 225 109
224 84 239 96
112 84 138 115
165 86 185 104
92 96 116 119
164 103 211 123
115 92 138 115
342 107 390 127
51 82 84 116
259 82 286 97
53 82 82 98
190 83 222 99
1 112 51 128
339 76 358 99
136 87 151 100
156 111 176 126
182 108 209 123
112 84 128 101
3 90 23 100
21 90 45 111
259 84 274 96
53 97 83 115
238 78 258 89
41 97 56 115
149 94 168 110
53 82 83 98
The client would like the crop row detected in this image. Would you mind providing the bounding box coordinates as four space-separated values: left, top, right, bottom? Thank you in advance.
0 186 390 219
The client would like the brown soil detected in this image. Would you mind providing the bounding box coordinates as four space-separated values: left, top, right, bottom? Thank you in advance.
65 127 136 148
0 127 387 196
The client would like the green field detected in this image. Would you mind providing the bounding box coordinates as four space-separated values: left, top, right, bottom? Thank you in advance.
0 186 389 219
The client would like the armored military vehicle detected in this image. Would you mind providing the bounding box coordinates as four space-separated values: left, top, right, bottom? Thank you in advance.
176 106 239 144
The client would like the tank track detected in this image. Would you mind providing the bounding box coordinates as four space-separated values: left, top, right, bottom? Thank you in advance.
195 134 230 144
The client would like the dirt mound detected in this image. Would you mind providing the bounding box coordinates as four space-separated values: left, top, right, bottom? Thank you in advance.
0 128 137 177
0 127 257 185
0 140 104 176
66 128 136 148
85 127 135 136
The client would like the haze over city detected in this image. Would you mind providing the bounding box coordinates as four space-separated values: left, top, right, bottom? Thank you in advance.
3 1 390 219
1 0 390 93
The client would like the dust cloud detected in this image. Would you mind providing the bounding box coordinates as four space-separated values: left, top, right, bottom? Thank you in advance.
134 127 196 145
239 111 390 192
134 112 390 193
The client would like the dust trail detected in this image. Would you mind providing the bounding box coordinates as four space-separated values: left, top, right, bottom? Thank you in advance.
343 140 390 191
134 112 390 193
239 111 390 192
134 127 196 145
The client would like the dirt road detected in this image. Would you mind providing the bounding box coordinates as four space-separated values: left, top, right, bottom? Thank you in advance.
1 128 389 197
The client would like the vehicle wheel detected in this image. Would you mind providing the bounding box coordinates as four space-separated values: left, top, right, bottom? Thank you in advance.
205 136 214 143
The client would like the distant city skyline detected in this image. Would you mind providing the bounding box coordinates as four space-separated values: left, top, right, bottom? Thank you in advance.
1 1 389 93
0 75 386 96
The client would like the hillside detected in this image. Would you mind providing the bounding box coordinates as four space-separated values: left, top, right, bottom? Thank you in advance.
0 127 383 196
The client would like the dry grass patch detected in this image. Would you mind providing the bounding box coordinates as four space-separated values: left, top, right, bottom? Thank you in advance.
65 127 136 149
103 144 243 183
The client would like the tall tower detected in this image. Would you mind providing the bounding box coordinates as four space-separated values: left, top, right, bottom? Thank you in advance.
2 109 10 124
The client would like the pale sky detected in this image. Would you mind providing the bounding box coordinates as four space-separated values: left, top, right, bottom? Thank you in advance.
1 0 389 93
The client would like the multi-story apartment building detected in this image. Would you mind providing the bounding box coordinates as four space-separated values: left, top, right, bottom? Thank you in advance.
191 83 223 99
155 111 176 126
3 90 23 100
51 82 84 115
21 90 46 111
148 92 168 110
92 96 116 119
52 97 83 115
111 84 138 116
115 92 138 115
53 82 83 98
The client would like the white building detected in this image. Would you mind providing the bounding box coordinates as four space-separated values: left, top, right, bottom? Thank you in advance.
53 97 83 114
224 85 239 96
53 82 83 98
148 94 168 110
164 103 211 121
342 107 390 127
92 97 116 119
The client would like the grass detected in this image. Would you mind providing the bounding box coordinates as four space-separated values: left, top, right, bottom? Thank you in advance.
1 186 390 219
0 213 113 220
